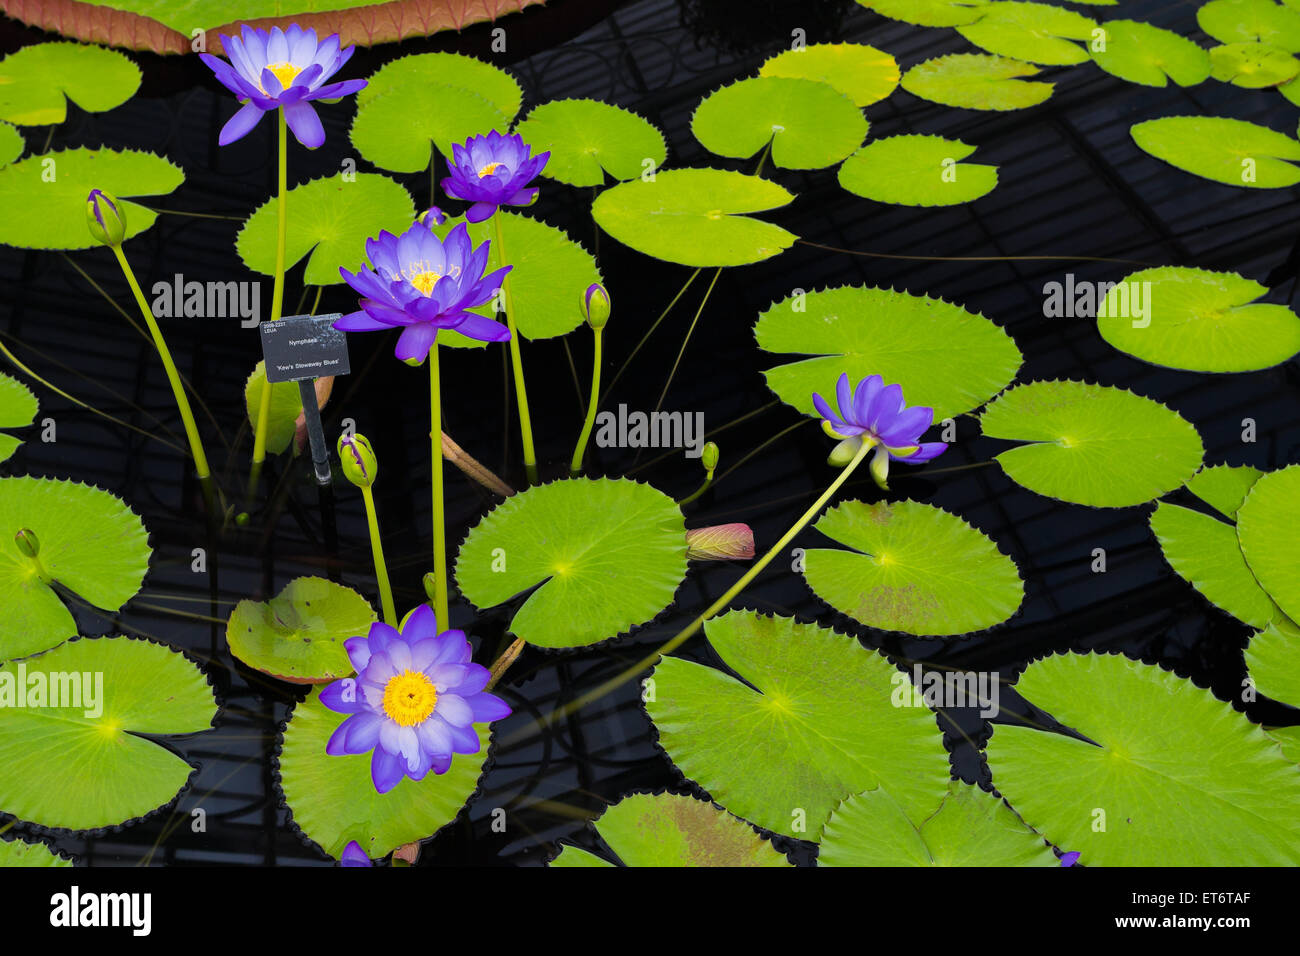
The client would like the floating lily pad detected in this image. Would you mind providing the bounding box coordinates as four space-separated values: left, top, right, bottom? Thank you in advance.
0 837 72 867
227 577 376 684
1198 0 1300 52
277 687 490 858
759 43 900 107
0 43 140 126
0 371 38 464
456 478 686 648
356 52 521 115
0 477 151 661
512 99 666 187
859 0 989 26
819 783 1059 866
0 636 215 831
838 135 998 206
1268 725 1300 761
243 361 306 456
0 123 24 166
981 381 1203 507
957 2 1098 66
902 54 1054 111
803 500 1024 637
1246 620 1300 706
691 77 868 170
646 611 951 839
1209 41 1300 86
1187 464 1262 518
0 148 184 249
986 652 1300 865
1091 19 1213 86
351 87 509 175
551 792 792 867
1131 116 1300 188
237 172 415 287
1237 466 1300 623
592 169 797 267
755 285 1022 423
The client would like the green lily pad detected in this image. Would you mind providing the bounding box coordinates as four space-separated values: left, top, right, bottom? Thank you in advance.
277 686 490 858
0 636 215 831
237 172 415 287
646 611 951 839
592 168 797 267
0 477 151 661
980 381 1204 507
691 76 868 170
0 371 38 464
0 122 24 166
0 836 72 867
226 576 376 684
803 500 1024 637
758 43 900 107
1098 267 1300 372
1246 620 1300 706
1267 725 1300 762
551 792 792 867
1186 464 1263 518
755 285 1023 423
456 478 686 648
1091 20 1213 86
0 42 140 126
1198 0 1300 52
512 99 666 188
819 782 1059 866
986 652 1300 865
1131 116 1300 188
956 2 1098 66
838 135 998 206
1237 466 1300 622
859 0 989 26
0 148 184 250
1209 41 1300 86
243 361 304 457
351 87 508 175
901 54 1054 111
356 52 521 115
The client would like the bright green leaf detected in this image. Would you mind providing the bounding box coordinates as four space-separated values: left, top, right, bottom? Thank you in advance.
0 836 72 867
957 2 1098 66
356 52 521 114
0 43 140 126
1091 19 1213 86
512 99 666 187
0 371 38 464
1198 0 1300 52
1186 464 1263 518
1209 41 1300 86
838 135 998 206
1237 465 1300 622
759 43 900 107
1246 619 1300 706
243 361 302 457
0 122 24 166
1131 116 1300 188
901 54 1054 110
858 0 989 26
351 87 508 174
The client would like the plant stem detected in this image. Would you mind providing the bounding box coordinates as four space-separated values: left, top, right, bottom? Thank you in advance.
429 342 449 627
676 468 714 506
493 211 538 484
486 636 525 690
360 484 396 625
251 110 289 478
569 325 603 475
601 268 700 404
651 267 721 417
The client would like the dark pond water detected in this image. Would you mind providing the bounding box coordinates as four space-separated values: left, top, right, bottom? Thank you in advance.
1 0 1297 865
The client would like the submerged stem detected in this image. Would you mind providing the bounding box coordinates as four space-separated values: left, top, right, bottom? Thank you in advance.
601 268 701 404
651 267 722 417
429 343 449 627
361 485 396 625
569 326 603 475
251 110 289 478
493 211 538 484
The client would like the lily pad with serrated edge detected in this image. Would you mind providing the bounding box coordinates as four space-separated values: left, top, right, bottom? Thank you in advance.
1210 41 1300 86
1098 267 1300 372
277 686 490 858
356 52 521 115
0 122 24 166
237 172 415 286
860 0 989 26
1246 619 1300 707
980 380 1203 508
550 792 792 867
1131 116 1300 188
802 500 1024 637
755 285 1022 423
1091 20 1212 86
226 576 376 684
0 636 216 831
592 168 797 267
819 782 1059 866
838 135 997 206
243 361 304 456
691 77 868 170
1187 463 1263 518
0 836 72 867
1268 725 1300 762
1237 466 1300 623
455 478 686 648
986 652 1300 865
0 476 151 661
351 86 509 174
0 371 38 464
0 148 183 250
902 54 1054 111
759 43 900 107
0 43 140 126
1199 0 1300 52
957 1 1099 66
646 610 951 839
512 99 666 188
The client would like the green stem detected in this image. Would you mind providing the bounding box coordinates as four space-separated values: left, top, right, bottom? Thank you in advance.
569 326 603 475
493 211 538 484
676 469 714 507
651 267 721 417
361 484 396 625
601 268 700 404
251 110 289 474
429 343 449 627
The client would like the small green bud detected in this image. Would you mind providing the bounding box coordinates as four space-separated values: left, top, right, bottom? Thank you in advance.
827 437 860 468
868 444 890 490
423 572 438 603
582 283 611 330
14 528 39 558
86 189 127 246
235 512 251 527
701 441 719 472
338 432 378 488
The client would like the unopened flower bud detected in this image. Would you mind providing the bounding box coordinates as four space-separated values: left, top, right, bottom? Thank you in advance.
700 441 719 473
419 206 447 228
423 572 438 603
869 444 891 490
14 528 39 558
685 523 754 561
582 283 610 330
338 432 378 487
827 436 861 468
86 189 127 246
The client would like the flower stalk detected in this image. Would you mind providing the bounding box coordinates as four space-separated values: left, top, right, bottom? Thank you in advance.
429 343 449 627
493 211 538 484
250 109 288 484
570 283 610 476
338 433 395 626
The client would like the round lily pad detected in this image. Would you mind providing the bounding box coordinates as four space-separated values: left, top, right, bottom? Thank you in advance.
901 54 1054 111
0 42 140 126
357 52 521 115
819 783 1059 866
0 836 72 867
838 135 998 206
512 99 666 188
351 87 509 175
1131 115 1300 188
456 478 687 648
860 0 989 26
691 76 868 170
1209 41 1300 86
956 2 1099 66
0 371 38 464
243 361 305 457
986 652 1300 865
0 122 24 166
1237 466 1300 623
646 611 952 839
592 168 797 267
1091 19 1212 87
758 43 900 107
1198 0 1300 52
1186 463 1262 518
803 500 1024 637
0 636 215 831
277 687 490 858
755 285 1023 423
0 148 184 249
1246 620 1300 707
0 477 151 661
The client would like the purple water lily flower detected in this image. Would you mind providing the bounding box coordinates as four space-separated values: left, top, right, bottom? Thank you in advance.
339 841 373 867
812 372 946 489
1059 850 1081 867
199 24 367 148
441 131 550 223
320 605 511 794
335 221 511 364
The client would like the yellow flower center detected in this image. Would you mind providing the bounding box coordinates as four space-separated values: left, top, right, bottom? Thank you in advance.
264 61 300 91
408 269 442 296
478 161 504 178
381 670 438 727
